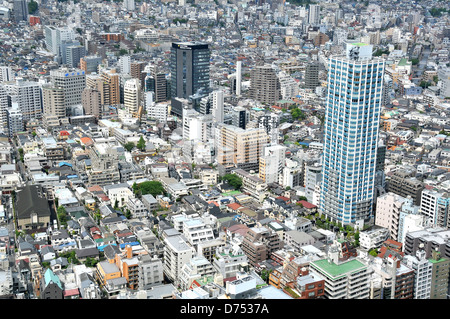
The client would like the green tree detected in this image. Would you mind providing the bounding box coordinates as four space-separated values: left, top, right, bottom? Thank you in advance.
84 257 98 268
354 231 360 247
61 251 81 265
137 136 146 151
41 262 51 269
368 248 378 257
28 0 38 14
221 174 242 190
411 58 419 65
291 107 306 120
134 181 165 197
419 80 431 89
18 148 24 162
124 142 135 152
57 206 69 227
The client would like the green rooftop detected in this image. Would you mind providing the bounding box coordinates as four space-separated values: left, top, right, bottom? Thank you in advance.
398 58 409 66
353 42 369 47
221 190 241 197
311 258 367 279
429 257 448 264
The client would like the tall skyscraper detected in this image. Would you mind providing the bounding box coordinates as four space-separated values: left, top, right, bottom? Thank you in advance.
308 4 320 25
99 69 121 106
231 106 249 129
236 60 242 96
0 85 8 135
248 65 281 104
211 90 224 123
305 61 320 90
50 68 86 108
124 78 141 117
4 78 42 121
320 42 385 226
82 87 102 116
170 42 210 117
144 64 167 103
13 0 28 23
42 85 66 119
0 66 15 82
44 26 76 56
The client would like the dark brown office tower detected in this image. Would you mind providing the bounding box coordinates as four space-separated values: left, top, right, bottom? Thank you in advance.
305 61 320 89
313 32 330 47
130 62 146 88
394 267 415 299
145 67 167 103
248 65 281 104
241 226 283 266
386 170 424 205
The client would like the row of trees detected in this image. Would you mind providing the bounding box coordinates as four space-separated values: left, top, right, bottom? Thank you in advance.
288 105 307 121
219 174 243 190
123 136 146 152
132 180 165 198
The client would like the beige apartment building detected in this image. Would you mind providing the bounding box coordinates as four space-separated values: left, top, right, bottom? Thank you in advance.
215 123 270 173
42 85 66 119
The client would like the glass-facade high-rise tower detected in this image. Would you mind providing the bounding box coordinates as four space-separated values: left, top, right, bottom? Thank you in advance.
320 42 385 226
170 42 210 117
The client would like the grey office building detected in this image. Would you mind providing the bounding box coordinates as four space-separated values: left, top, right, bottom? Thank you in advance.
305 61 320 89
13 0 27 23
170 42 210 117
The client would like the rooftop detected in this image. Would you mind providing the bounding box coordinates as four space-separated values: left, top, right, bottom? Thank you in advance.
311 258 366 279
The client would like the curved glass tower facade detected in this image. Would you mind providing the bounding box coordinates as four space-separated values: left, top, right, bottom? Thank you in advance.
320 42 385 226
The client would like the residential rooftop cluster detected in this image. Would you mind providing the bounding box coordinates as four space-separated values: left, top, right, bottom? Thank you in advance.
0 0 449 301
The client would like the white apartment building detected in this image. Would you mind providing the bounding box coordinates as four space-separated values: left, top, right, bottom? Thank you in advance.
6 107 23 137
359 227 390 251
138 254 164 289
126 197 147 218
199 169 218 186
4 78 42 121
146 99 168 123
212 244 248 280
375 192 407 240
50 68 86 108
233 168 268 202
118 55 131 75
211 90 224 123
397 197 423 244
183 218 215 247
309 242 370 299
178 255 216 290
44 26 76 55
281 158 302 189
163 235 195 283
0 66 14 82
105 185 133 208
402 248 432 299
420 189 450 227
124 78 141 117
305 164 321 204
259 144 286 185
0 85 7 134
182 109 212 143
